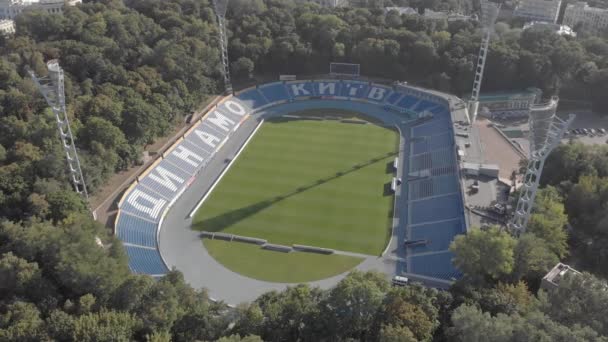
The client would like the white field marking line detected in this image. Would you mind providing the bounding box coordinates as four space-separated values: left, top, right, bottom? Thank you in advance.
188 119 264 218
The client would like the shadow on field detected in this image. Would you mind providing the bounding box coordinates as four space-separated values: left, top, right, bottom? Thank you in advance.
193 150 398 233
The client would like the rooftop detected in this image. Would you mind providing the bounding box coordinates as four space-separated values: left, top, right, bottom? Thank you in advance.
541 263 581 290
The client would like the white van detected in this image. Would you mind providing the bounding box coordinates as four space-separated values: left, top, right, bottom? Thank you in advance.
392 275 409 287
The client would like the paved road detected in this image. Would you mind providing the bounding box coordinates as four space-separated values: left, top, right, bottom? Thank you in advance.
159 100 409 305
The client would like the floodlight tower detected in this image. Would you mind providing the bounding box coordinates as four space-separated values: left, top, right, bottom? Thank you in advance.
213 0 233 95
468 0 500 125
29 60 89 200
510 98 574 234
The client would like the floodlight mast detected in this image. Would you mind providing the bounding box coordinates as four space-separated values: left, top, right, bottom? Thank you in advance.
510 98 574 234
29 60 89 200
213 0 233 95
468 0 500 125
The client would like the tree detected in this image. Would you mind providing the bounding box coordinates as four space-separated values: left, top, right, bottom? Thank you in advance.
71 310 141 342
0 252 42 300
539 272 608 336
255 284 322 342
319 271 388 340
231 57 255 79
378 324 417 342
0 301 47 342
450 227 516 283
45 190 88 222
448 303 607 342
215 335 264 342
527 187 569 259
377 296 435 341
512 233 558 282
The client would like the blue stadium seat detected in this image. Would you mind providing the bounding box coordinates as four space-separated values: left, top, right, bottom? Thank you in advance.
236 89 268 109
119 185 168 223
286 82 315 99
116 213 158 248
385 91 403 105
413 100 437 113
412 132 453 154
410 148 454 173
409 219 465 254
124 245 168 275
431 106 448 115
410 251 461 281
412 120 451 138
138 159 192 200
397 95 419 110
339 81 369 98
410 193 462 224
259 82 290 103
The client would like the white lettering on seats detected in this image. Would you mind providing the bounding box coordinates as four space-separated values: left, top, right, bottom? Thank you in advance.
126 188 167 220
194 129 221 148
224 100 246 116
291 83 310 96
318 82 336 95
368 87 387 101
172 145 203 167
148 166 184 192
208 111 235 132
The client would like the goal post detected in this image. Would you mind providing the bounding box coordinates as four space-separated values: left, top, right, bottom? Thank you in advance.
330 62 360 78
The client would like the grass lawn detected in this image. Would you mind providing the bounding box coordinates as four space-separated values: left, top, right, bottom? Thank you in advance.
193 117 397 282
205 239 363 283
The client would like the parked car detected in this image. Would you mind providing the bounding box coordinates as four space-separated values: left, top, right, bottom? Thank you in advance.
601 128 607 134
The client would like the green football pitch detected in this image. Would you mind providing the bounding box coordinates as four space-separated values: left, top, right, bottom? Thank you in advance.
192 116 398 282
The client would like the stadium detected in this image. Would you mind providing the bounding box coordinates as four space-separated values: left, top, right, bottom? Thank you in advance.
114 78 470 304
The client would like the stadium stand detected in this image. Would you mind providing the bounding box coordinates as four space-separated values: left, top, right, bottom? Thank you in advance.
259 82 291 103
409 219 464 253
397 95 420 110
409 174 459 200
236 89 268 109
413 100 437 113
115 79 466 283
384 91 403 105
125 245 169 275
116 213 158 248
411 131 453 155
410 193 462 224
410 251 460 280
404 96 465 282
138 160 192 200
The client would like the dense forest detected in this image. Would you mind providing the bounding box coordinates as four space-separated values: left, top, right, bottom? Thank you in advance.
542 142 608 279
0 0 607 340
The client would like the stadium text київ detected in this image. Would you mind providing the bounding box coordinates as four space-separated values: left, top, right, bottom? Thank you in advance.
114 79 469 303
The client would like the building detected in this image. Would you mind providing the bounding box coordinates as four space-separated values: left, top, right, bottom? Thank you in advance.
513 0 562 23
563 2 608 35
523 21 577 37
0 0 81 20
384 6 418 16
0 18 14 34
424 9 449 20
478 88 542 119
303 0 347 7
541 263 581 290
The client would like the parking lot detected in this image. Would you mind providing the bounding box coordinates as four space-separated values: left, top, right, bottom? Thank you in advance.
559 110 608 145
488 110 608 151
